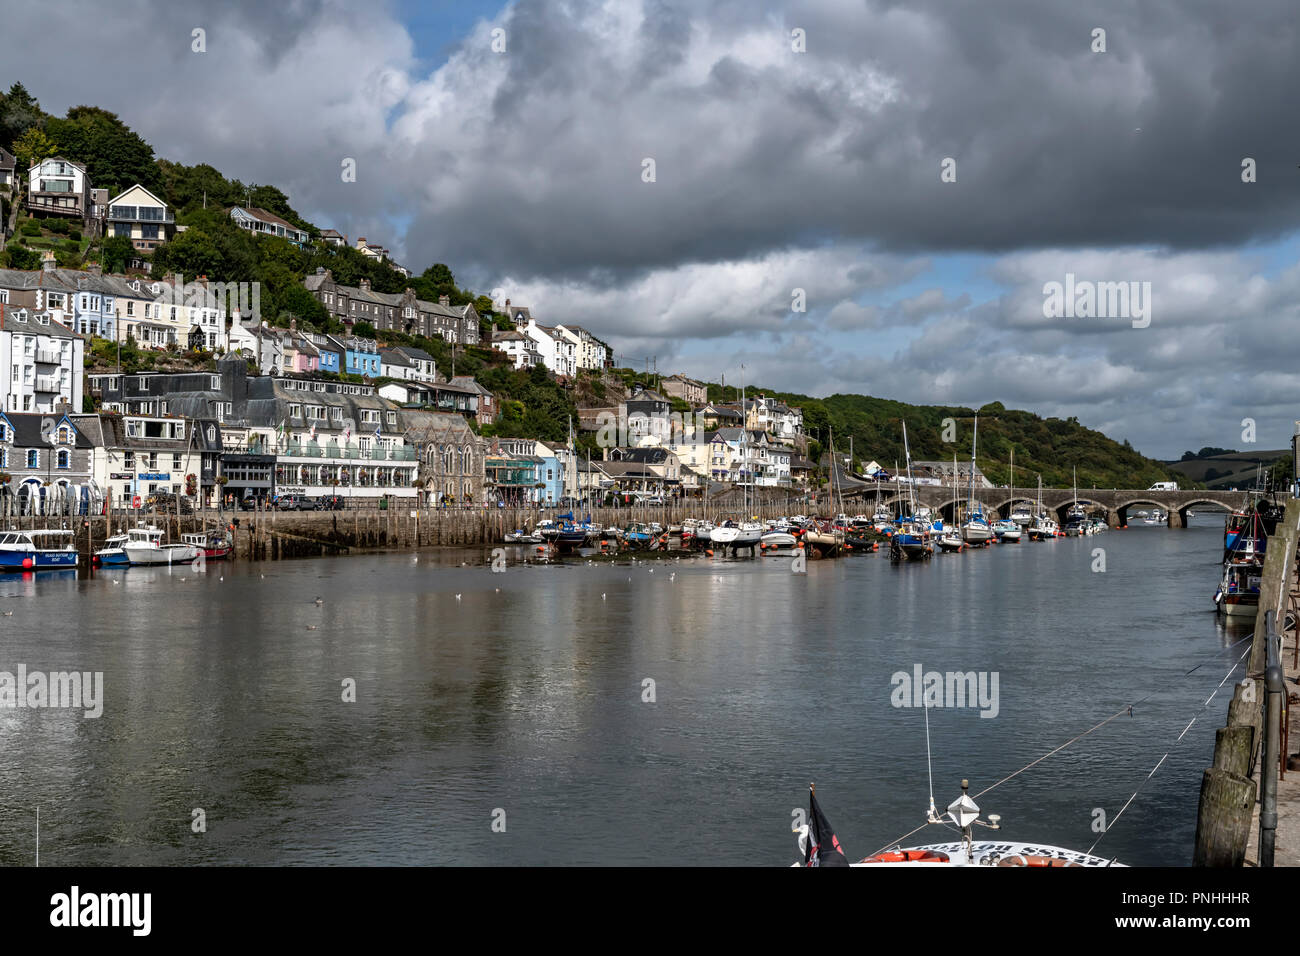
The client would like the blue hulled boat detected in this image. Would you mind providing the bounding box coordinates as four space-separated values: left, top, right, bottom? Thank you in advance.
0 529 79 570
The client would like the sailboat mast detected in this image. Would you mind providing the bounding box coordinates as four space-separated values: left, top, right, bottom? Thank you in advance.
969 414 978 514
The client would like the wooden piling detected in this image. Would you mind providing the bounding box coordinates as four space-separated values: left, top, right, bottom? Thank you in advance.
1193 768 1256 867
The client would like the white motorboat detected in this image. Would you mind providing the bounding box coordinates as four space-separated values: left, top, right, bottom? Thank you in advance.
760 530 797 549
122 526 201 566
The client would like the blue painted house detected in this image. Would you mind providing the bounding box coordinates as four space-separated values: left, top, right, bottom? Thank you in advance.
335 334 380 377
312 333 342 374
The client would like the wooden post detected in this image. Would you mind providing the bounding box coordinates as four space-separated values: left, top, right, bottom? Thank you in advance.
1192 768 1256 866
1212 725 1254 778
1227 680 1263 776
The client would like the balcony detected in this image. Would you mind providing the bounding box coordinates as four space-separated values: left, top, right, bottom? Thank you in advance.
34 349 60 365
28 193 84 217
34 376 61 393
107 205 175 223
282 442 416 462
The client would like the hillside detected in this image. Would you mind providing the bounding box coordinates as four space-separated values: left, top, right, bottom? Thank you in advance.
698 382 1185 490
1167 449 1291 490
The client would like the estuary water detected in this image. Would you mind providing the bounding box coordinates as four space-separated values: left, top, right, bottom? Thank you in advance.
0 519 1243 866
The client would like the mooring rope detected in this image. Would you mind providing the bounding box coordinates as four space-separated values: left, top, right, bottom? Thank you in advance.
867 633 1256 859
1086 641 1252 856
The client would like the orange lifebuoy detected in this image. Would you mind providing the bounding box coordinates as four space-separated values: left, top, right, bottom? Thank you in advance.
861 849 949 864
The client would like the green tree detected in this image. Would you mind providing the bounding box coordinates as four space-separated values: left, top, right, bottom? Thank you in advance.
99 235 136 274
4 245 41 269
13 126 59 169
45 105 160 195
0 83 45 153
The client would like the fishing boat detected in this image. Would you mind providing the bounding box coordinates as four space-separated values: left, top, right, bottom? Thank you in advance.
1144 510 1164 525
622 522 656 549
1009 503 1033 526
503 529 544 544
121 526 201 566
181 529 234 560
792 781 1122 868
0 529 78 570
1215 559 1262 618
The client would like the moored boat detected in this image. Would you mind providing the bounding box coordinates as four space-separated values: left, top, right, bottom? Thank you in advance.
0 529 78 570
114 526 201 566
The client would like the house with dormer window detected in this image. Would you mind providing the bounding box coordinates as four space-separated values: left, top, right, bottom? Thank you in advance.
0 411 97 515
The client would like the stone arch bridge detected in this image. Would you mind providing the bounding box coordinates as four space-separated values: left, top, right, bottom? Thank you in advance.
840 483 1249 527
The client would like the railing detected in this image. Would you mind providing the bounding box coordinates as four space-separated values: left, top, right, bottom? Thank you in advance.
282 443 416 462
34 376 60 392
34 349 60 365
28 194 84 213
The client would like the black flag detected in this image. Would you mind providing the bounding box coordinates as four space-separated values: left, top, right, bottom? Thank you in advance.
805 786 850 867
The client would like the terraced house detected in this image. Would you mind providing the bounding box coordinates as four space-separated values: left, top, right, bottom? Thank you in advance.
0 303 83 413
92 356 420 503
303 268 481 345
0 411 97 516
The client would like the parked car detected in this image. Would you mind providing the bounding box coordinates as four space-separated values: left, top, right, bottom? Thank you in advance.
275 494 317 511
238 495 263 511
318 495 346 511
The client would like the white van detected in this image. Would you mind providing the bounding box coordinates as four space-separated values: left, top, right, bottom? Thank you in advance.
1148 481 1179 491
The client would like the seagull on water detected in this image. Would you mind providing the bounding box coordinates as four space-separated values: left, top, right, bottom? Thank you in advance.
455 593 462 601
315 596 324 605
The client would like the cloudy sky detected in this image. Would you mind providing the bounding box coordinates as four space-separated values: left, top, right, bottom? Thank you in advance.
8 0 1300 458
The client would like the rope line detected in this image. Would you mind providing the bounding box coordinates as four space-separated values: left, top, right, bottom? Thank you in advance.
868 635 1256 859
1086 643 1250 856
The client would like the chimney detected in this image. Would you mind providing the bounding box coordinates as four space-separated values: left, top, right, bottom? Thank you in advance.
231 309 242 327
289 317 297 332
41 251 56 272
86 262 102 276
359 279 370 292
439 294 450 307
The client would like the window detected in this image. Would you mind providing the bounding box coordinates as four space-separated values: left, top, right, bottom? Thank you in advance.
289 404 302 419
27 449 38 468
331 407 342 421
386 411 396 426
211 375 221 389
126 301 135 316
57 450 69 469
173 455 182 470
0 423 6 442
124 452 134 469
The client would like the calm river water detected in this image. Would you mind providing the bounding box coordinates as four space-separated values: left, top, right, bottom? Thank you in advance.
0 519 1245 865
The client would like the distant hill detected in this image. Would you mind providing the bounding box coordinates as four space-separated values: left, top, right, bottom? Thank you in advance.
689 381 1186 489
1167 450 1290 490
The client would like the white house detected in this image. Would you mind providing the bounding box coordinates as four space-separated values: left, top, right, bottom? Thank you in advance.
521 319 576 377
556 324 608 371
1 305 84 413
490 329 540 369
26 157 91 222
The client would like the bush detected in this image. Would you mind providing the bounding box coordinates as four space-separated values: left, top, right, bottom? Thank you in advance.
19 220 40 237
69 229 81 241
47 218 68 235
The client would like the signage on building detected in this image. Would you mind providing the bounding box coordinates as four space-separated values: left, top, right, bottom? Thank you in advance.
109 472 132 480
138 473 171 481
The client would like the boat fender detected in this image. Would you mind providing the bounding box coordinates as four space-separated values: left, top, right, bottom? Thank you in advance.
996 854 1080 868
862 849 949 864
